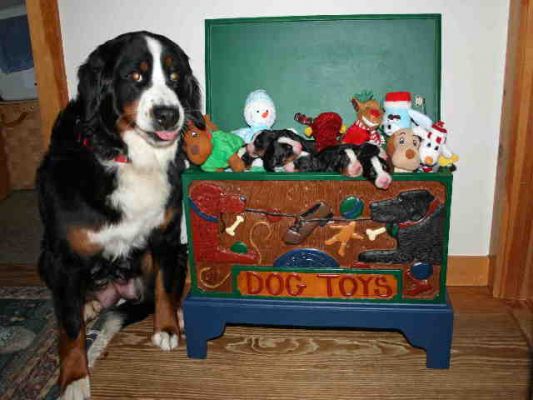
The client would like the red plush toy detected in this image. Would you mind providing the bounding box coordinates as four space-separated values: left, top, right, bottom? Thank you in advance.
294 112 345 152
343 95 384 146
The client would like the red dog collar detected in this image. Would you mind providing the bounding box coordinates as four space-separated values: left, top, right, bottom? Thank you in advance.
79 134 130 163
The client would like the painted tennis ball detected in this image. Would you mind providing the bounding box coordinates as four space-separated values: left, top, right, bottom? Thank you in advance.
230 241 248 254
410 262 434 280
340 196 364 219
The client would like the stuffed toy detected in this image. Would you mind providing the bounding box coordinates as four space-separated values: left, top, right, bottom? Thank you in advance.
342 92 384 146
232 89 277 143
286 143 392 190
294 111 345 152
409 111 458 173
382 91 413 136
386 128 422 172
183 115 246 172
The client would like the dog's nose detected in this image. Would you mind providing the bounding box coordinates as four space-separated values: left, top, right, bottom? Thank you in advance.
406 149 416 159
152 106 180 130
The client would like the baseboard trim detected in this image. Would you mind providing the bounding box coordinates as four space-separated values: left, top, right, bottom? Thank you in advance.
446 256 489 286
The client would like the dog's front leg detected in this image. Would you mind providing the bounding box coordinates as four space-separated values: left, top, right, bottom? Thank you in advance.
150 238 187 351
50 275 90 399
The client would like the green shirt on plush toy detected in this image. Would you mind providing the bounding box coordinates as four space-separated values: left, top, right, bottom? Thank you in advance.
201 130 245 172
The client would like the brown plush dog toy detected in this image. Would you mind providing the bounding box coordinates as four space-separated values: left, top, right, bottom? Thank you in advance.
182 115 246 172
386 128 421 172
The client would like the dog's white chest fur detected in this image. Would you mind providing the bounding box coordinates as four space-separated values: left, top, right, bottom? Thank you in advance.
90 131 178 259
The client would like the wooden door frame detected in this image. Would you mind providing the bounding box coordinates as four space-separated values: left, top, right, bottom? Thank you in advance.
26 0 68 147
489 0 533 300
25 0 532 298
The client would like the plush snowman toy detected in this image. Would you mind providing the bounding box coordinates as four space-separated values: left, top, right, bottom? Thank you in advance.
382 91 413 136
232 89 277 143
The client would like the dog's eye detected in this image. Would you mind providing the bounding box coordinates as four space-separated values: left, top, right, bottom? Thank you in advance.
413 139 419 146
399 137 405 145
170 72 179 81
191 131 198 137
130 71 143 82
434 145 439 151
426 142 431 148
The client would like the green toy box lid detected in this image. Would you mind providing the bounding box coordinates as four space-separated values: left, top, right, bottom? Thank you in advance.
205 14 441 133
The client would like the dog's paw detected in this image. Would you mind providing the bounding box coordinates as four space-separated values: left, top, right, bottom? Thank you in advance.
151 330 179 351
62 376 91 400
83 300 102 322
375 172 392 190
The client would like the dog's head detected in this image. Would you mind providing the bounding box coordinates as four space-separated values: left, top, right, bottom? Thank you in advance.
386 129 421 172
77 31 203 148
182 116 217 165
352 98 383 129
246 129 310 171
370 190 435 223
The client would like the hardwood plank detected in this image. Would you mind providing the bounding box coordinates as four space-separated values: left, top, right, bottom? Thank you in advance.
0 263 42 286
90 287 531 400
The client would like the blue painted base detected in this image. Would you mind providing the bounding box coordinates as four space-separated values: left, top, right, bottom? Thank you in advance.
183 292 454 368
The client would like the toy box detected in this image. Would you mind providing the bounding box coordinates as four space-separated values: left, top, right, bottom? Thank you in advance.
183 14 453 368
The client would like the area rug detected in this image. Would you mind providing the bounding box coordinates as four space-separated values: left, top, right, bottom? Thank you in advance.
0 287 109 399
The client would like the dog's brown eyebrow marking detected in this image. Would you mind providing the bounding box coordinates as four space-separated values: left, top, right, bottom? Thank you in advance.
164 56 174 67
139 61 149 72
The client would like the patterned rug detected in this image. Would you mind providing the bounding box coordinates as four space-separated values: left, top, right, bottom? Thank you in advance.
0 287 108 400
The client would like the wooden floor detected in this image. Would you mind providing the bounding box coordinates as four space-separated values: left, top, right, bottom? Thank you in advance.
2 266 531 399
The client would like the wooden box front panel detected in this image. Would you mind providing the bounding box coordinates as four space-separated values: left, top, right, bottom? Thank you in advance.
183 171 452 304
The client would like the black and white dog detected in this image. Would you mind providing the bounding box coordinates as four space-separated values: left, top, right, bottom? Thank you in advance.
37 32 202 399
241 129 315 171
285 143 392 189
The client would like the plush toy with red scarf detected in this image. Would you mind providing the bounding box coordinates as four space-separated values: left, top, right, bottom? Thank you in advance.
342 92 384 146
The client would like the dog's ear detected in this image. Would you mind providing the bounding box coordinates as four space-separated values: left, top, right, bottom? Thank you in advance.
77 45 110 123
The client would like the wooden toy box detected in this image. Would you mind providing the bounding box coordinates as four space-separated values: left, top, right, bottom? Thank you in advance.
182 13 453 368
183 170 453 367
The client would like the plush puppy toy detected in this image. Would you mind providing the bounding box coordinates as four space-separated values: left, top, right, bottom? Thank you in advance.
286 143 392 190
243 129 315 171
386 128 421 172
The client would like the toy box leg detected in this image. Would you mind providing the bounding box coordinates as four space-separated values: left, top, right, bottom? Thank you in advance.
402 305 453 369
424 311 453 368
183 296 226 359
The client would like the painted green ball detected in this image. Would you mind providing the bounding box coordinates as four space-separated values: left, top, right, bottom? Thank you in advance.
230 241 248 254
340 196 364 219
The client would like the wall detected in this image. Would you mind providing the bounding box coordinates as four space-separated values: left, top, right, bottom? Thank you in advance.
0 3 37 100
57 0 509 256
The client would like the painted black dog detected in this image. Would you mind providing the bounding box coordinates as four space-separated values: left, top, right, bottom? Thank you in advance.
358 189 445 264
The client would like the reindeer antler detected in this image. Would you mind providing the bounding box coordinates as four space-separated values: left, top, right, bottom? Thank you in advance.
294 112 314 126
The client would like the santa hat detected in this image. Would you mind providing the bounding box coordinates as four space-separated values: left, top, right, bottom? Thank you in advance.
384 91 412 109
428 121 448 143
431 121 447 134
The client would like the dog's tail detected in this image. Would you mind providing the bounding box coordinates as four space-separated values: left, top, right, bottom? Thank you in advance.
87 301 153 368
